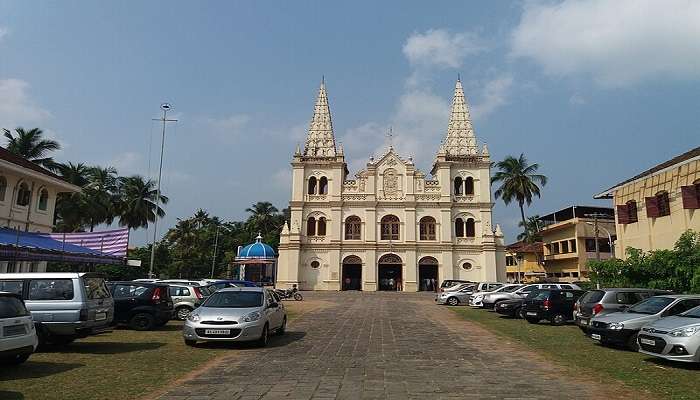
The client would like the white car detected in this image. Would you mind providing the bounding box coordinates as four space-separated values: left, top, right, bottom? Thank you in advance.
0 292 38 364
469 284 523 307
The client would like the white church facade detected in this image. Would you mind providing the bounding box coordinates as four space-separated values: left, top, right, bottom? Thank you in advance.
277 79 506 291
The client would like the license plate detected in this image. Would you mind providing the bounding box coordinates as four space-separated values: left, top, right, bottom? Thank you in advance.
204 329 230 335
579 319 589 326
95 312 107 321
640 338 656 346
591 334 601 341
526 312 538 316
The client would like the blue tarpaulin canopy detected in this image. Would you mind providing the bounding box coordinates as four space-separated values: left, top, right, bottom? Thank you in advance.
0 228 124 264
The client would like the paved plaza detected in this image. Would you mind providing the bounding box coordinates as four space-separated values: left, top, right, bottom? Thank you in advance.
157 292 635 400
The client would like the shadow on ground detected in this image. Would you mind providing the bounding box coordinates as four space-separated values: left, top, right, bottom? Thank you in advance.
40 341 165 355
0 361 83 381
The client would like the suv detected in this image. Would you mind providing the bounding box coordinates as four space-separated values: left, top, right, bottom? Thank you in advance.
107 282 174 330
169 284 211 320
523 289 585 325
588 295 700 350
0 292 38 364
574 288 671 332
0 273 113 345
482 283 581 309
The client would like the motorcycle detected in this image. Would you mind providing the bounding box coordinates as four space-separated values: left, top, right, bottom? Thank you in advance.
275 287 303 301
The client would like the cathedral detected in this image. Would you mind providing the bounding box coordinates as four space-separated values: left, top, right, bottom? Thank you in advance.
277 79 506 291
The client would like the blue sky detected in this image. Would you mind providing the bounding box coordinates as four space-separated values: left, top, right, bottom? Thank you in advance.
1 1 699 245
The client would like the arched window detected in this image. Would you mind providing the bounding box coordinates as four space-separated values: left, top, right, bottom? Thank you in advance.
419 216 436 240
37 188 49 211
455 218 464 237
466 218 476 237
0 176 6 202
308 177 317 195
381 215 400 240
319 177 328 195
317 217 327 236
464 177 474 195
16 182 31 206
626 200 638 223
454 177 463 196
307 217 316 236
345 216 361 240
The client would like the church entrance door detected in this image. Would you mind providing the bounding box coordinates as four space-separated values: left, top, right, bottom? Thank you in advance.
342 256 362 291
377 254 402 291
418 257 439 291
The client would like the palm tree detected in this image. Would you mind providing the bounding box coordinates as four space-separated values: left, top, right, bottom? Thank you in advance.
116 176 168 230
3 127 61 170
245 201 280 236
491 153 547 234
517 215 542 243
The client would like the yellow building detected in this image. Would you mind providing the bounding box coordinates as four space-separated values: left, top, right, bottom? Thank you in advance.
537 206 616 281
595 146 700 257
505 241 545 283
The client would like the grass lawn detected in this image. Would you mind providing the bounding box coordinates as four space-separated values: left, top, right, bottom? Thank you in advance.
451 307 700 400
0 302 306 400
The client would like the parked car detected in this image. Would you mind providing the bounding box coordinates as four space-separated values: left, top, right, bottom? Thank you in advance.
169 284 211 320
183 287 286 347
0 292 38 364
469 284 523 307
0 273 113 345
523 289 585 325
638 305 700 363
574 288 671 332
588 295 700 350
107 282 174 330
436 284 477 306
482 283 580 309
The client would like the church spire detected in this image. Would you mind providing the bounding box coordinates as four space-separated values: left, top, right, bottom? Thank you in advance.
303 78 337 158
442 78 478 156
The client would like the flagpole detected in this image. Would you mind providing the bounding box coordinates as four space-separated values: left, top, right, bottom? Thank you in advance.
148 103 177 278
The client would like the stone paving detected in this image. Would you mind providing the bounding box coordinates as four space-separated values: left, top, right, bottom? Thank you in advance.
157 292 638 400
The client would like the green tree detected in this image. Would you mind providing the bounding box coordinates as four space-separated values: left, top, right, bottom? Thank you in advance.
491 154 547 233
116 176 168 230
3 127 61 170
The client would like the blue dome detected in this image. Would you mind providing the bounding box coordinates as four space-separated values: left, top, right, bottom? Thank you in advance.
238 235 275 259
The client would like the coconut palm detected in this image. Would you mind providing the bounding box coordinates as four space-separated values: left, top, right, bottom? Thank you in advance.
116 176 169 230
3 127 61 170
491 154 547 234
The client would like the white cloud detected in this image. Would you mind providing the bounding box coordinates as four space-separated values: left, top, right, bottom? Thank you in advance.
0 79 51 129
403 29 484 69
203 114 250 142
471 75 514 119
511 0 700 86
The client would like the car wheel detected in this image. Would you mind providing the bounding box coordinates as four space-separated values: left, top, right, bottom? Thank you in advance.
550 313 567 326
129 313 155 331
184 339 197 347
293 293 303 301
627 332 640 351
525 317 539 324
257 324 269 347
447 297 459 306
1 353 30 365
176 306 193 321
278 317 287 335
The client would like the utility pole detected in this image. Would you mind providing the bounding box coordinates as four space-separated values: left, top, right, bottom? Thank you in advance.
210 225 221 279
148 103 177 278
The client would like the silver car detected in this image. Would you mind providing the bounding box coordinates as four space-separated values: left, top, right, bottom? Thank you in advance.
588 295 700 350
183 287 286 347
638 305 700 363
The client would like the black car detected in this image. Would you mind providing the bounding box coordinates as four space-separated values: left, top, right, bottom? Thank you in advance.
495 298 526 318
106 282 174 330
523 289 585 325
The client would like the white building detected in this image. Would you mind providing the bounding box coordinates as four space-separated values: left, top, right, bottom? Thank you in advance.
0 147 81 272
277 79 506 291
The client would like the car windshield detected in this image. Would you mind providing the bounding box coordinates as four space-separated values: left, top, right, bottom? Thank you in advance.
203 291 263 308
680 306 700 318
627 297 675 315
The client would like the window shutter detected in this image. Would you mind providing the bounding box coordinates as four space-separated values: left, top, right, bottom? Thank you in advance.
681 185 700 209
616 205 629 224
645 196 659 218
